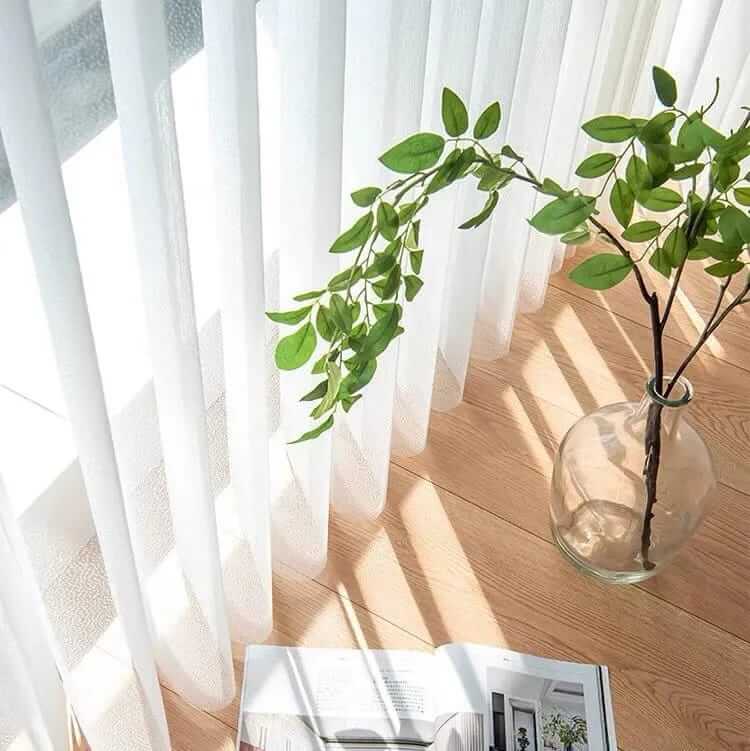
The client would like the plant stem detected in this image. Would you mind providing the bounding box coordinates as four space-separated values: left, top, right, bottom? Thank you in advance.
588 216 653 305
640 294 663 571
665 274 749 397
661 178 714 327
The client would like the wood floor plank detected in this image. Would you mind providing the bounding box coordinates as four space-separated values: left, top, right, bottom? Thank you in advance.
397 371 750 642
476 284 750 496
551 241 750 374
318 467 750 751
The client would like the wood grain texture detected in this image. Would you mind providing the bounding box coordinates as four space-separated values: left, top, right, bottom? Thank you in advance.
157 272 749 751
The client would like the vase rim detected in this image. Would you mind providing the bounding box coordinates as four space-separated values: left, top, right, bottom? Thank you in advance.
646 374 693 408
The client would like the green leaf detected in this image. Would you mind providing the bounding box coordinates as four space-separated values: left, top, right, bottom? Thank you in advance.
311 351 334 374
717 126 750 158
610 179 634 228
341 359 377 396
383 237 402 256
376 201 399 241
364 252 396 279
301 380 328 402
711 158 740 192
734 187 750 206
692 238 740 261
266 306 312 325
625 155 652 192
581 115 638 143
687 246 710 261
373 266 401 300
275 322 317 370
341 394 362 413
473 101 501 139
569 253 633 290
692 119 725 150
638 111 676 144
404 275 424 301
645 144 673 186
409 249 423 274
351 187 380 207
478 165 514 192
675 117 706 161
652 66 677 107
293 289 325 302
637 186 682 211
718 205 750 248
649 247 672 278
455 146 478 177
663 226 688 266
705 259 745 277
405 221 420 249
379 133 445 173
425 149 463 194
372 302 401 320
311 362 342 419
621 220 661 242
575 152 617 178
329 293 352 333
289 415 334 445
539 178 573 198
459 190 499 229
560 227 591 246
316 306 335 342
529 195 596 235
356 304 400 361
501 144 523 161
331 213 374 252
671 163 705 180
441 87 469 136
328 265 362 292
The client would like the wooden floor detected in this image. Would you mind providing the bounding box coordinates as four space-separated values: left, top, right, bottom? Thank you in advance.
160 248 750 751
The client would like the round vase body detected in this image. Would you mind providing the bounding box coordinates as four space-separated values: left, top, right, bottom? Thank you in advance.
550 378 716 583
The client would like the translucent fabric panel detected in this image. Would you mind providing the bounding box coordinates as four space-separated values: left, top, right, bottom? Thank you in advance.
434 0 529 412
100 0 233 708
0 1 169 747
0 481 68 751
273 0 346 574
517 0 608 314
392 0 483 456
475 0 573 360
687 0 750 120
202 0 273 641
334 0 430 516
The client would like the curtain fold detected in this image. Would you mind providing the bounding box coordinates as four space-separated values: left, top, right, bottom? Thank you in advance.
202 0 274 643
0 478 68 751
1 0 749 748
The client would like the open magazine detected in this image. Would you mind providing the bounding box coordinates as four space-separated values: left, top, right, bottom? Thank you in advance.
236 644 617 750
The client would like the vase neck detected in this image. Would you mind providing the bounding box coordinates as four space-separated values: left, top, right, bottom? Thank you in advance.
636 374 693 438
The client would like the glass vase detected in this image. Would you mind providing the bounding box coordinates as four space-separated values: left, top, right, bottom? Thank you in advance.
550 376 716 583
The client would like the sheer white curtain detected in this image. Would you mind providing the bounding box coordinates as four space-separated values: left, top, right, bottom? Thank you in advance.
1 0 748 748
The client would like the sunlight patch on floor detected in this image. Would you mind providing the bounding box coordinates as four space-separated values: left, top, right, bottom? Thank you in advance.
499 387 555 469
553 307 628 404
521 338 583 415
398 478 505 645
350 526 431 643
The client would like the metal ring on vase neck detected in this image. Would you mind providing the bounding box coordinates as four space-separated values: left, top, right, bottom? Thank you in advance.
646 375 693 408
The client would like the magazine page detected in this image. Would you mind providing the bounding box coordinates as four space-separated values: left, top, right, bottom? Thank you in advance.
237 645 437 750
432 643 617 751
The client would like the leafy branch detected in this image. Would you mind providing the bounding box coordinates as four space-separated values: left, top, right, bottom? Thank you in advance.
268 68 750 568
